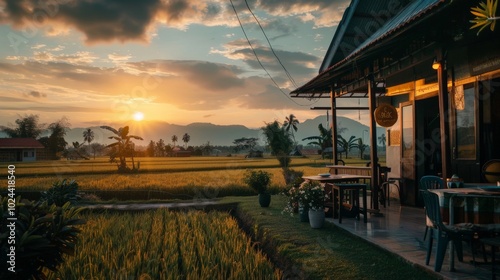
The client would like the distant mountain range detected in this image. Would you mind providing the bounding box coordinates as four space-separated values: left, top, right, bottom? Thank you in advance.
62 115 386 147
0 115 386 147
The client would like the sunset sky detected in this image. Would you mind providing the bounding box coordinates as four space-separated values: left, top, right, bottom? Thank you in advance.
0 0 366 130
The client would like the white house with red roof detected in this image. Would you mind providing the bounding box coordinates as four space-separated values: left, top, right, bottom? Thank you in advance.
0 138 46 162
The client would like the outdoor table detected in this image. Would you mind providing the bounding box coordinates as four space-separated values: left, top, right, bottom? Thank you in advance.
429 186 500 271
302 174 370 223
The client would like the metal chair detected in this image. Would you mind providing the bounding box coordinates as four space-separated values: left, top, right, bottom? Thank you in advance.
380 177 404 206
419 175 444 241
421 190 478 272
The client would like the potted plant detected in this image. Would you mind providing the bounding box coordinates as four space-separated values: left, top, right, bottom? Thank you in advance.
298 180 327 228
243 169 272 207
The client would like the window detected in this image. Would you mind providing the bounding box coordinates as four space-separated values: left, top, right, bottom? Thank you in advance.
455 85 476 159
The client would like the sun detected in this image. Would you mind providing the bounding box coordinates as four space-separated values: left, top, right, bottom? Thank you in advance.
133 111 144 121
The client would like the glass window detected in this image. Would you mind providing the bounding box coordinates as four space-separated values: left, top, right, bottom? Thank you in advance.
402 105 413 158
456 85 476 159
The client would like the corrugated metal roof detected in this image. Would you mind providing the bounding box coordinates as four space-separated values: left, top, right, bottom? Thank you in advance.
0 138 45 149
338 0 445 66
292 0 447 96
321 0 413 72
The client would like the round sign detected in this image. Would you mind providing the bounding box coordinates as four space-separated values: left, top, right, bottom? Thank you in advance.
374 103 398 127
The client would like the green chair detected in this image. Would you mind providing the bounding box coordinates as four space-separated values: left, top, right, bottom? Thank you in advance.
421 190 477 272
419 175 444 241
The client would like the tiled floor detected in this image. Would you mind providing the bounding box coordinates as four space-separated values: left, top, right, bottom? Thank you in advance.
328 197 495 280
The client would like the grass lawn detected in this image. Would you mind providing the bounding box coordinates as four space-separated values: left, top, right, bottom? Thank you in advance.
224 195 438 280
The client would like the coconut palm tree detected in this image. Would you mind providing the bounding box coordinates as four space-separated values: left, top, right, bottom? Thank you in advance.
378 133 386 147
171 135 178 148
83 128 94 150
182 133 190 148
283 114 299 142
100 125 143 172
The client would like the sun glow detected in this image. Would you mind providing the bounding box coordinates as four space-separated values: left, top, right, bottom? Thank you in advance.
133 111 144 121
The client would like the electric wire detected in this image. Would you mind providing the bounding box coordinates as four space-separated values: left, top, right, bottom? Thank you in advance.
243 0 298 89
229 0 318 107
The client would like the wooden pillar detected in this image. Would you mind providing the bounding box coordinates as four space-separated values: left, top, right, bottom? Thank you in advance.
368 76 379 210
436 54 451 181
330 87 338 164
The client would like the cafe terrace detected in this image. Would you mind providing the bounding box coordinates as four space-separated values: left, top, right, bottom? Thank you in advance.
291 0 500 278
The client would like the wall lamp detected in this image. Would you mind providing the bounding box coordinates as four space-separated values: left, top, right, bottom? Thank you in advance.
432 58 441 70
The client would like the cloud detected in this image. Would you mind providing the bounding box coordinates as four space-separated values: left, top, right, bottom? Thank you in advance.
26 90 47 98
32 51 98 64
0 96 29 102
0 59 265 111
0 0 347 43
211 39 320 80
0 105 109 113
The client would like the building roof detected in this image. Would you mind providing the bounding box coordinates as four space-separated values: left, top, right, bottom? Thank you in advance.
0 138 45 149
291 0 447 97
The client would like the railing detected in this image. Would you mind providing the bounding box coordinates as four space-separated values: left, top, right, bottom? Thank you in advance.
327 165 372 176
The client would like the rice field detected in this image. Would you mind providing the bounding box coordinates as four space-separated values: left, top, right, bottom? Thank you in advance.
47 209 282 280
2 156 333 177
2 156 374 200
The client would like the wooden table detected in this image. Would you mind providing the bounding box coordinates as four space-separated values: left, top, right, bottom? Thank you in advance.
303 174 370 223
302 174 371 183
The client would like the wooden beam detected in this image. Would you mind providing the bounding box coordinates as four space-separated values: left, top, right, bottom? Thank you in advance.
436 52 451 181
368 75 380 211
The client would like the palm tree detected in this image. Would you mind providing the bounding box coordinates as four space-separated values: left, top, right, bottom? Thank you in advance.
100 125 143 172
182 133 190 148
470 0 499 35
283 114 299 142
337 135 357 158
171 135 178 148
262 121 294 171
83 128 94 151
355 138 369 159
302 123 332 150
378 133 386 147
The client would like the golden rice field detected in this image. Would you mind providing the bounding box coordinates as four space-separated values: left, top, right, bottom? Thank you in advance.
2 156 335 193
46 209 282 280
2 156 333 176
13 167 330 190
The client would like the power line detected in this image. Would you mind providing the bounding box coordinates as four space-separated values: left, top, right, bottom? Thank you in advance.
229 0 314 107
243 0 298 88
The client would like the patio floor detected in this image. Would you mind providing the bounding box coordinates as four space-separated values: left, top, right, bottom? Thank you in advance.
328 197 494 280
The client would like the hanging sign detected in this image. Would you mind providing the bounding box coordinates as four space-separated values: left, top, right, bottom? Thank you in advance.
374 103 398 127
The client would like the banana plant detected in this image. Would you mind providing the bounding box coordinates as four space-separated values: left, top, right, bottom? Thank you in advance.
470 0 499 35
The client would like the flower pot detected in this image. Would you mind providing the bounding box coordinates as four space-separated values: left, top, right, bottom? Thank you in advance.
258 193 271 207
299 203 309 222
308 208 325 229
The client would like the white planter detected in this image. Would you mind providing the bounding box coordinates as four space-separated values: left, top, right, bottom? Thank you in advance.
308 209 325 229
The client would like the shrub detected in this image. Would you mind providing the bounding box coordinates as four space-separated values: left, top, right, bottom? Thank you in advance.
0 197 86 279
40 179 81 206
283 168 304 187
243 170 272 194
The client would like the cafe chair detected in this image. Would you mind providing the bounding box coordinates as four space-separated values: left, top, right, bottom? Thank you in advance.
421 190 478 272
420 175 444 242
380 177 404 206
480 236 500 280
